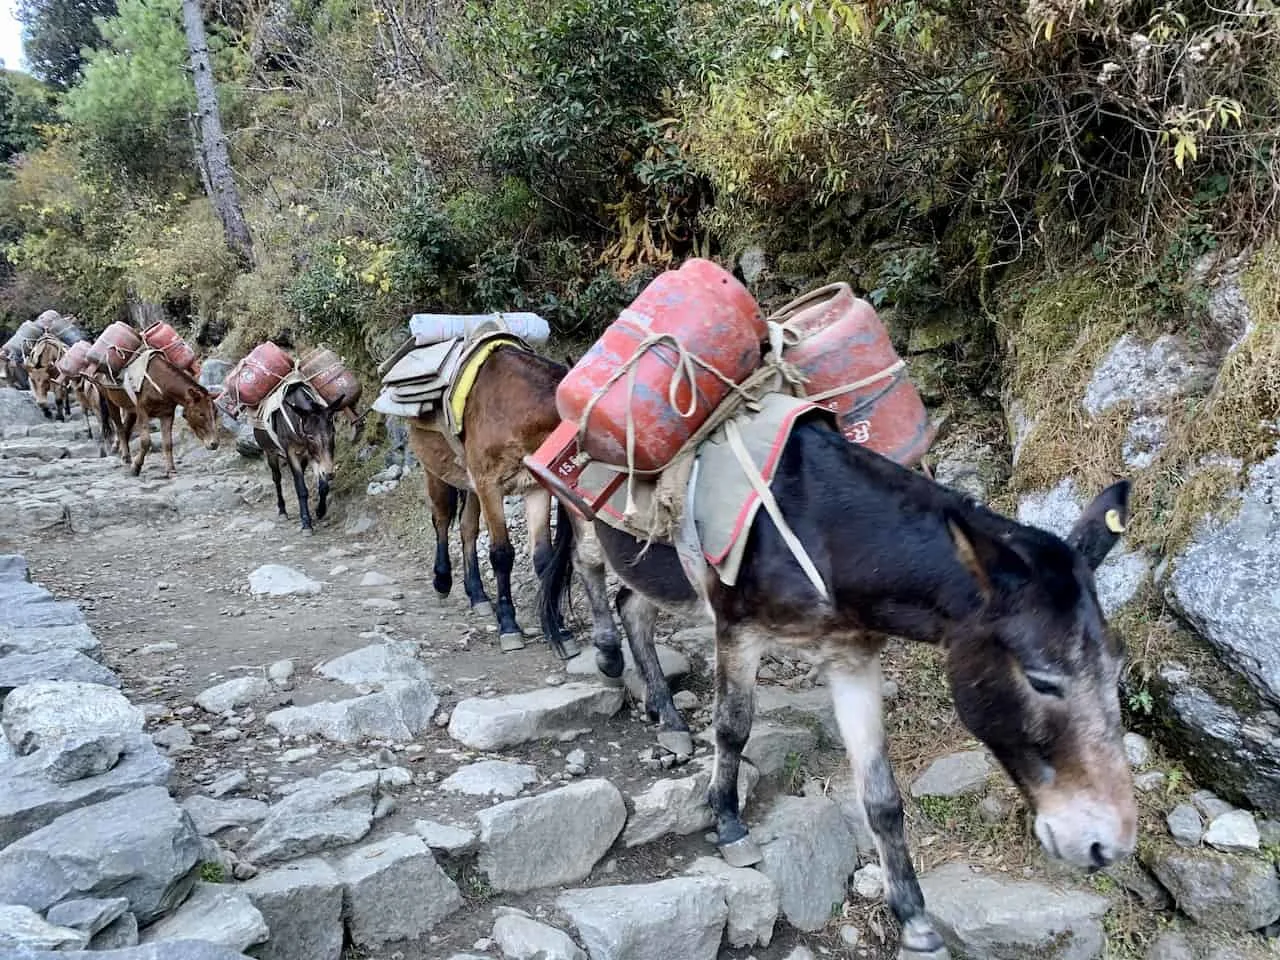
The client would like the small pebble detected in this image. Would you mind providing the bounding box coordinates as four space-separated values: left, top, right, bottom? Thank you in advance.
213 728 242 742
189 724 212 734
673 690 699 710
840 924 861 947
233 862 258 881
280 746 318 763
1133 770 1166 793
434 712 451 728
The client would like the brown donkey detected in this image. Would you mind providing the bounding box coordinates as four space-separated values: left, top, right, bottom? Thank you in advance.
406 344 619 661
96 354 221 476
57 372 115 456
254 383 337 534
23 338 72 421
542 420 1137 960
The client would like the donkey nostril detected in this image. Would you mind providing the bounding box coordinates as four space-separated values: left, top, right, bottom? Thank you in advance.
1090 842 1112 868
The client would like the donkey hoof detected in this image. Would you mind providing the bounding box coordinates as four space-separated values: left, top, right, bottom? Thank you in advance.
548 633 580 661
900 920 949 960
595 648 625 680
499 633 526 653
657 730 694 758
718 835 763 868
301 527 315 537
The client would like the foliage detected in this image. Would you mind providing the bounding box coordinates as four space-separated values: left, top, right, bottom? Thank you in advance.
0 70 57 166
17 0 118 87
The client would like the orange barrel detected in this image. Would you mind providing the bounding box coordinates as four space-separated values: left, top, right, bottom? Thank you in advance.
141 321 198 372
86 322 143 375
774 283 934 467
299 347 362 410
223 341 293 409
555 258 766 473
56 340 93 379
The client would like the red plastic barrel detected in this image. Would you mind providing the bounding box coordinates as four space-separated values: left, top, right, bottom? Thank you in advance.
223 341 294 409
775 283 934 467
56 340 93 379
142 321 198 372
299 347 361 410
555 258 766 473
86 322 143 375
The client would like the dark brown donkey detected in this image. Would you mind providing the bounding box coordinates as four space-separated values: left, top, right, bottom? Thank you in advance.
254 383 337 534
96 354 221 476
24 339 72 421
541 418 1137 960
406 344 619 661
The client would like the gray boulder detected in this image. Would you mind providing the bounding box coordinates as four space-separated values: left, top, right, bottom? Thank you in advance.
1144 845 1280 931
41 733 125 783
195 677 270 714
0 785 203 923
741 721 819 781
0 580 84 628
0 734 172 847
0 552 29 581
910 750 993 798
264 680 436 743
314 642 429 692
623 757 759 847
45 897 129 938
1083 333 1210 416
181 796 269 837
558 877 728 960
2 680 143 755
247 565 321 597
754 795 859 932
412 819 477 855
448 683 625 750
0 649 120 698
89 911 139 949
139 882 268 952
0 904 88 950
335 833 463 946
0 623 101 661
919 862 1109 960
477 779 626 893
686 855 779 948
3 943 255 959
441 758 537 798
1167 804 1204 847
240 857 344 960
492 914 586 960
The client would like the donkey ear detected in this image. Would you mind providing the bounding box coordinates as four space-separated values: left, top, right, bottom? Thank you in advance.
946 509 1033 601
186 386 209 404
1067 480 1131 570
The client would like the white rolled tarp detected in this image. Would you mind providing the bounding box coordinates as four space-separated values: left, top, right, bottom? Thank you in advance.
409 312 550 347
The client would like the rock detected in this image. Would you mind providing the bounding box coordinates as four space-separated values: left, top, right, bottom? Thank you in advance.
739 246 768 284
413 819 477 855
140 881 268 952
0 552 29 581
623 757 759 847
0 734 171 847
344 514 376 536
0 904 88 950
45 897 130 938
248 565 321 597
1103 860 1172 910
1191 790 1235 820
977 795 1009 824
279 746 317 763
0 785 203 923
1204 810 1261 852
240 857 344 960
442 759 538 798
335 833 463 946
492 915 586 960
268 660 294 684
196 677 270 714
755 795 859 932
920 861 1109 959
182 796 270 836
2 680 143 755
2 943 253 959
477 779 626 893
1144 845 1280 930
314 642 429 692
784 949 817 960
1167 804 1204 847
213 728 241 742
40 732 125 783
89 911 139 949
558 877 728 960
240 767 410 864
854 863 885 899
685 856 779 948
755 685 840 741
208 771 247 798
0 649 120 698
910 750 993 798
1084 333 1209 416
741 722 818 781
0 581 84 630
1168 454 1280 705
1123 732 1151 767
1122 414 1168 469
264 680 437 744
153 723 194 750
1018 478 1150 616
0 623 101 661
1134 771 1166 792
448 683 625 751
565 643 689 704
359 571 395 587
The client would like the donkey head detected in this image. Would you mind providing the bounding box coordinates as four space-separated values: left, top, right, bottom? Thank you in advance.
181 385 221 450
942 480 1136 872
285 385 336 484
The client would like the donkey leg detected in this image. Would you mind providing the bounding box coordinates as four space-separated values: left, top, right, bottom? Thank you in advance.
426 473 455 597
526 489 578 659
289 452 314 533
459 488 493 615
159 414 177 478
572 515 624 678
828 656 949 960
131 414 152 476
476 485 524 650
617 586 692 756
709 622 764 866
266 451 288 517
119 411 136 464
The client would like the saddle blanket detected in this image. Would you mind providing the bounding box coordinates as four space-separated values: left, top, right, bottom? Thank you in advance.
583 392 834 585
246 372 326 452
121 348 164 404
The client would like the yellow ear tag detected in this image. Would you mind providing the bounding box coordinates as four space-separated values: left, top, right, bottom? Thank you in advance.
1105 508 1126 534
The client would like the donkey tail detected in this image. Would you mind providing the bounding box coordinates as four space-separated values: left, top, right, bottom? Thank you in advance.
537 497 577 649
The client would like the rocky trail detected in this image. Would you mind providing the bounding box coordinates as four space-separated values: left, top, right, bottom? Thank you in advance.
0 383 1277 960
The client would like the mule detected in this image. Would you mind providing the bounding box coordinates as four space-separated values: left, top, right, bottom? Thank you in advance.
24 339 72 421
1 350 31 390
405 344 619 660
254 383 336 534
55 371 114 456
540 417 1137 960
96 354 221 476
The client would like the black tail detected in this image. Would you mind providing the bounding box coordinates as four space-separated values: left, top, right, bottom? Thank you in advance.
453 486 467 524
537 498 577 647
97 390 114 444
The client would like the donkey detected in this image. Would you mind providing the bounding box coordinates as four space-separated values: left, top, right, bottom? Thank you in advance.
24 338 72 421
254 383 336 534
1 350 31 390
64 374 115 456
406 343 619 660
96 354 221 476
540 417 1137 960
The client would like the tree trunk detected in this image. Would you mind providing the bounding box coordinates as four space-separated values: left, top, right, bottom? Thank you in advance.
181 0 254 267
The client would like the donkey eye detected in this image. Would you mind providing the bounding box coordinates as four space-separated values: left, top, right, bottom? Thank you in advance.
1025 671 1066 698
